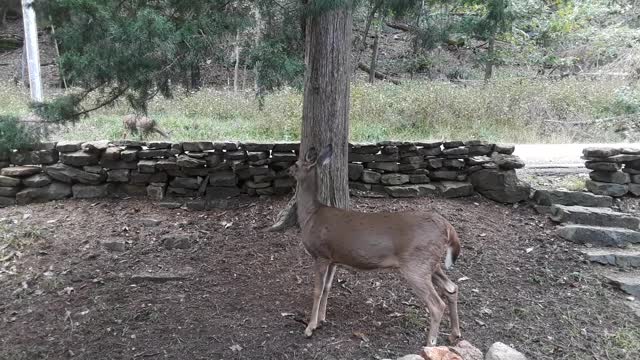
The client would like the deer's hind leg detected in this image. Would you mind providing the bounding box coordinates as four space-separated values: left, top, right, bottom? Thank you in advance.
318 263 336 324
432 266 461 344
305 258 331 337
401 262 446 346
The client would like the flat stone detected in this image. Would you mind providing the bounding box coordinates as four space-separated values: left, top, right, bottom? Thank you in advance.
348 153 375 163
46 163 106 184
361 170 382 184
176 154 206 168
583 147 620 158
247 151 269 162
162 234 191 250
155 159 178 171
348 163 364 181
451 340 483 360
400 155 423 164
557 225 640 247
56 141 83 153
467 156 492 165
589 171 629 184
16 183 72 205
138 149 171 159
442 147 469 157
107 169 130 183
385 184 438 198
60 151 100 166
81 140 110 153
366 162 399 172
631 175 640 184
427 158 443 169
580 246 640 267
0 196 16 207
349 182 371 192
210 171 237 187
416 141 442 148
0 175 21 187
606 154 640 163
468 144 494 156
110 140 145 148
102 147 121 161
438 181 474 198
349 144 379 154
491 152 525 170
470 169 531 203
271 152 298 163
0 187 20 197
246 181 271 189
1 166 41 177
224 151 247 161
443 141 464 148
83 166 105 175
603 270 640 297
147 141 171 149
409 174 430 184
485 342 527 360
120 149 138 162
130 171 167 184
430 170 460 181
182 141 214 152
621 147 640 155
273 143 299 152
381 173 409 185
166 186 198 197
99 159 138 170
624 159 640 170
585 161 621 172
102 240 125 252
243 143 274 152
170 177 202 190
374 153 400 162
146 184 166 201
550 205 640 230
586 180 628 197
137 160 157 173
532 189 613 207
630 183 640 196
444 159 465 169
73 184 111 199
417 147 442 156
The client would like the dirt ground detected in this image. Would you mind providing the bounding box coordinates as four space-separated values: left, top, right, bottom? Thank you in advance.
0 194 638 360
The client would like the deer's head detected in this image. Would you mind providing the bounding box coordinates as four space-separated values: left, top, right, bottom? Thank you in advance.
289 144 333 183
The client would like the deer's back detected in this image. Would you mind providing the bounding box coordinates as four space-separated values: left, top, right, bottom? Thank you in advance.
303 207 450 270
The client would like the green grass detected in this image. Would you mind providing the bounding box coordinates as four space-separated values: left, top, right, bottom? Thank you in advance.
0 77 635 143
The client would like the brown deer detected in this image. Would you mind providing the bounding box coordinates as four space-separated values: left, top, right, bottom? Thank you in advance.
289 145 462 346
121 114 169 140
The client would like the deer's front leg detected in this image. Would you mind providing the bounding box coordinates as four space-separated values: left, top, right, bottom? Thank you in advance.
318 263 336 323
305 258 331 337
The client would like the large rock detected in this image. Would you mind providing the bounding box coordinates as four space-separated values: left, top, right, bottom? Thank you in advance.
385 184 438 198
583 147 620 158
470 169 530 203
56 141 83 153
348 163 364 181
170 177 202 190
438 181 474 198
491 153 525 170
557 224 640 247
0 187 20 197
60 151 100 166
532 189 613 207
1 166 41 177
550 205 640 230
381 173 410 185
579 247 640 267
603 270 640 297
585 180 628 197
421 347 462 360
361 170 382 184
72 184 112 199
16 183 72 205
442 146 469 157
585 161 621 172
177 154 206 168
485 342 527 360
22 173 52 188
81 140 110 153
366 162 399 172
589 171 629 184
45 163 106 184
349 144 380 154
430 170 460 181
494 144 515 155
107 169 130 183
0 196 16 207
452 341 483 360
0 175 21 187
210 171 237 187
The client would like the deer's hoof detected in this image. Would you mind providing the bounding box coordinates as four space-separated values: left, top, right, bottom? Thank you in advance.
448 333 461 345
304 326 315 338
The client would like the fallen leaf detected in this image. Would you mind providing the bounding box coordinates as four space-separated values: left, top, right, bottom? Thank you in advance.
525 247 534 253
352 331 369 342
457 276 470 282
230 344 242 352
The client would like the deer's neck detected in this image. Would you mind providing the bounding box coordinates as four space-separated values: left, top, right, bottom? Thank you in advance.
296 173 321 229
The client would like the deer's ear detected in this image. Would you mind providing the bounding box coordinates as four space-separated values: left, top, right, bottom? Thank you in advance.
317 144 333 166
305 147 318 163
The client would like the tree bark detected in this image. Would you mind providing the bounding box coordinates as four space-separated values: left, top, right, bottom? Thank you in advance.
270 1 353 231
484 34 495 81
369 19 380 83
233 30 241 94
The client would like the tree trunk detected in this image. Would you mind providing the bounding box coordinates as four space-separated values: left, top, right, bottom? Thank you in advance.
412 0 425 55
190 64 201 90
21 0 42 101
270 0 353 231
369 19 380 83
484 33 495 81
253 6 262 93
233 30 241 94
354 0 382 75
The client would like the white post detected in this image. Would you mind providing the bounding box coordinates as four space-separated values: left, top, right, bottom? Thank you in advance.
21 0 43 102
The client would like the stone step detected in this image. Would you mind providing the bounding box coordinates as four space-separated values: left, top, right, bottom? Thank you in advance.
579 245 640 267
533 189 613 207
550 205 640 230
602 270 640 297
557 225 640 247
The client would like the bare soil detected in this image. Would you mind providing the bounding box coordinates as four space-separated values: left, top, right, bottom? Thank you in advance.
1 195 638 360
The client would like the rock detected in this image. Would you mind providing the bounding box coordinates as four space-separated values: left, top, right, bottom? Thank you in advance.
210 171 237 187
224 150 247 161
443 141 464 148
0 175 21 187
409 174 430 184
579 246 640 267
630 183 640 196
162 234 191 250
99 159 138 170
56 141 83 153
349 144 380 154
1 166 42 177
603 270 640 297
421 346 462 360
532 189 613 207
22 173 51 188
102 240 125 252
120 149 138 162
557 224 640 247
485 342 527 360
137 160 157 173
110 140 145 148
468 144 494 156
585 180 628 197
176 154 206 168
130 171 167 184
348 163 364 181
416 141 442 148
623 166 640 175
81 140 110 153
106 169 129 183
243 143 274 152
361 170 382 184
147 141 171 149
550 205 640 230
271 152 298 162
583 147 620 158
427 158 444 169
170 177 201 190
381 173 410 185
140 218 162 227
113 184 147 197
0 187 20 197
442 147 469 157
585 161 621 172
470 169 531 203
399 163 425 172
349 182 371 192
396 355 424 360
381 145 399 155
60 151 100 166
621 147 640 155
273 142 299 152
605 154 640 163
468 156 492 165
374 153 400 162
0 196 16 207
494 144 515 154
452 340 483 360
206 186 241 199
246 181 271 189
491 153 525 170
438 181 474 198
366 162 399 172
146 183 166 201
430 170 460 181
182 141 214 152
138 149 171 159
385 184 438 198
46 163 106 184
102 147 121 161
589 171 629 184
418 147 442 156
626 159 640 170
349 153 375 162
16 183 72 205
247 151 269 162
444 159 465 169
72 184 111 199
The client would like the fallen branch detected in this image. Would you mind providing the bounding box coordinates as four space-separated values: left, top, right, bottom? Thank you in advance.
385 22 415 32
357 63 402 85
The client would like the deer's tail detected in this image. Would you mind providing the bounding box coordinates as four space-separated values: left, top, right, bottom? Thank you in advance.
444 223 461 269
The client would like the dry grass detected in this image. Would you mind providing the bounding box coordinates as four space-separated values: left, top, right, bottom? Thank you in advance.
0 77 634 143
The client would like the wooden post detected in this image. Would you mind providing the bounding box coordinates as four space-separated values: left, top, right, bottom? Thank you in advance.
21 0 43 101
